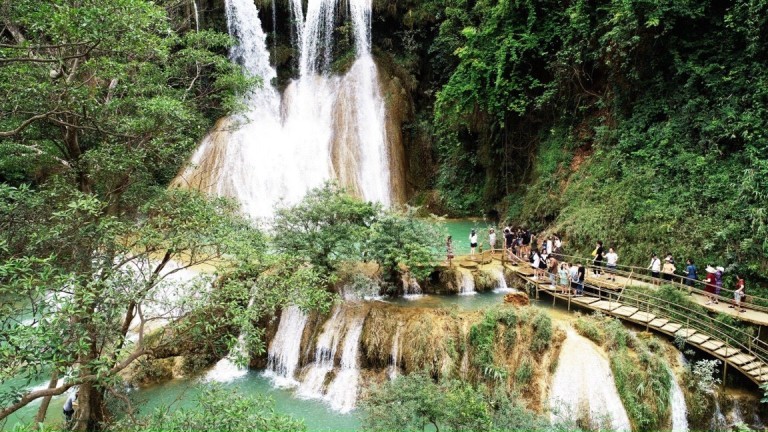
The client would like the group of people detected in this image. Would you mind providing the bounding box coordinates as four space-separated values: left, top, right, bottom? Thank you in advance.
447 227 750 314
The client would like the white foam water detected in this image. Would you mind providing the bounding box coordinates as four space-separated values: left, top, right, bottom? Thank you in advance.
178 0 394 219
491 267 514 293
297 306 344 398
549 328 631 431
388 325 402 379
324 314 365 413
669 368 689 432
458 268 476 296
263 305 309 387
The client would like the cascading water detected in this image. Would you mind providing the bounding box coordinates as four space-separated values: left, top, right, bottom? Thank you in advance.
492 267 513 293
458 268 476 295
388 325 402 379
175 0 398 218
297 306 344 398
324 314 365 413
668 368 689 432
264 305 309 387
549 328 631 431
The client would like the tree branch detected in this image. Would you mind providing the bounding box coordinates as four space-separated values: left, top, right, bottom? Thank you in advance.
0 113 51 137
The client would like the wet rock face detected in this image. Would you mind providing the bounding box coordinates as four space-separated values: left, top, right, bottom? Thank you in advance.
504 292 530 306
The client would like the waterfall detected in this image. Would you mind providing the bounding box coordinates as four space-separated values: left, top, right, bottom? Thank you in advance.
458 268 476 295
549 329 631 431
175 0 398 218
669 368 689 432
264 305 309 387
297 306 344 398
324 314 365 413
492 267 514 293
388 325 402 379
191 0 199 32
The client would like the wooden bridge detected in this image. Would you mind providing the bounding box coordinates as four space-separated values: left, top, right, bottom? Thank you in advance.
443 250 768 386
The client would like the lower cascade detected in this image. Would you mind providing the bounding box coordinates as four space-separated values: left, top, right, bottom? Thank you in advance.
323 314 365 413
669 367 689 432
264 305 309 387
549 328 632 431
458 268 476 295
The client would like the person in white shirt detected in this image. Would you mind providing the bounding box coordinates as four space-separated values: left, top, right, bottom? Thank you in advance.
488 228 496 252
469 229 478 256
605 247 618 281
648 253 662 283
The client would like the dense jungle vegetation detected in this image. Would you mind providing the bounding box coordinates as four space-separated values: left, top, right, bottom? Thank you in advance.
365 0 768 285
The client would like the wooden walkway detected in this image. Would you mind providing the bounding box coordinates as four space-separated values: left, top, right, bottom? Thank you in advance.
506 263 768 386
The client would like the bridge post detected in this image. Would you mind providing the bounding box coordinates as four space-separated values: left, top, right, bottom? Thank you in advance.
723 338 729 383
645 302 650 333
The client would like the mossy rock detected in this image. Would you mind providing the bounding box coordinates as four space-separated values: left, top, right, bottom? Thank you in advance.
474 270 496 292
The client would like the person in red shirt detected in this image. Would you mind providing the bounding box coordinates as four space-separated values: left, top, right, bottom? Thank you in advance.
730 275 746 313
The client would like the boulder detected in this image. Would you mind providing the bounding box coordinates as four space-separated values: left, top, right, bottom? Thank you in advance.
504 291 530 306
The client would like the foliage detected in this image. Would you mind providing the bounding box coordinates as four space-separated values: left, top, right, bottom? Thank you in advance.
367 208 445 281
388 0 768 282
360 372 565 432
273 183 445 283
112 384 305 431
682 359 721 427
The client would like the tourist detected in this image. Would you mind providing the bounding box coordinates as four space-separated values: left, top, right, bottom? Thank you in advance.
715 266 724 297
569 262 579 294
489 228 496 252
576 262 586 295
63 391 77 424
592 241 605 277
554 235 563 256
446 236 454 266
547 254 559 288
531 248 542 280
662 256 676 281
559 263 570 293
521 228 532 260
504 227 514 260
731 275 746 313
546 236 553 255
469 229 478 257
605 247 618 282
704 265 718 305
684 258 698 287
648 253 661 280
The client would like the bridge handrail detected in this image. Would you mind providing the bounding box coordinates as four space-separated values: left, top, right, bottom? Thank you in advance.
584 280 768 368
546 252 768 313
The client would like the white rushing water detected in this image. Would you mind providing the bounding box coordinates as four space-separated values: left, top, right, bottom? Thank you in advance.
264 305 309 387
549 329 631 431
178 0 393 218
324 314 365 413
388 325 402 379
669 368 689 432
458 268 476 295
492 267 514 293
297 306 344 398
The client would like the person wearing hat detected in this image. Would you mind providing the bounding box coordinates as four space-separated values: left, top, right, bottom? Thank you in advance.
704 265 718 305
662 256 676 281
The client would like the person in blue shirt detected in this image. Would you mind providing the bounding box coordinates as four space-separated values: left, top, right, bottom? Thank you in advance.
684 258 698 287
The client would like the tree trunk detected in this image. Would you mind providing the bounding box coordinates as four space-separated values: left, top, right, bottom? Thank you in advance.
73 381 105 432
33 370 59 427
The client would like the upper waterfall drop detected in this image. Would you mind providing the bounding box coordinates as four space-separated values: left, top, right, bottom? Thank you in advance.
174 0 398 219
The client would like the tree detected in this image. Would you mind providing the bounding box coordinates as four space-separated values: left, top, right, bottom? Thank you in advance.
272 182 379 274
367 209 444 282
360 372 560 432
